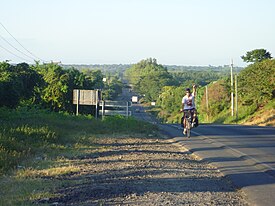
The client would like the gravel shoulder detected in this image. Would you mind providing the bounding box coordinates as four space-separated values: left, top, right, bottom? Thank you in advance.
48 134 249 206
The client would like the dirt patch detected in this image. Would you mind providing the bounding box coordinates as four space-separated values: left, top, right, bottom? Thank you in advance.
45 135 249 205
243 108 275 126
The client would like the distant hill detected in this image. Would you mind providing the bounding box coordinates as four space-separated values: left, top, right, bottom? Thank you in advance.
62 64 132 74
61 64 244 74
165 65 244 73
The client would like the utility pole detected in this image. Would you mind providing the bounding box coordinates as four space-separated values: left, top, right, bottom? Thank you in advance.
206 85 209 122
235 74 238 122
230 59 234 117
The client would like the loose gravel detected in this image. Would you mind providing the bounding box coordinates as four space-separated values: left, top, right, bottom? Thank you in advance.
48 135 249 206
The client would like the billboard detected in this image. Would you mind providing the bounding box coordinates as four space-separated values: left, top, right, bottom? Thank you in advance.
73 89 100 105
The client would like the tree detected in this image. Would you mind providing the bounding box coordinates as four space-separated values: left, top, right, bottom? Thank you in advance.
125 58 173 102
13 63 42 101
0 62 42 108
100 75 122 100
32 63 70 111
241 49 272 63
238 59 275 107
199 80 230 121
82 69 104 89
0 64 20 107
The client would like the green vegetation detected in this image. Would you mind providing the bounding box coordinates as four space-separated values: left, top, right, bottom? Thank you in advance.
157 86 185 123
241 48 272 63
62 63 131 76
125 59 233 123
238 59 275 106
170 70 227 87
0 108 157 205
236 59 275 124
0 107 156 174
0 62 40 108
0 61 123 112
198 57 275 124
125 58 174 102
199 79 232 123
125 51 273 125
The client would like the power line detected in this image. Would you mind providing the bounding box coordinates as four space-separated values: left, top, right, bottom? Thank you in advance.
0 22 47 62
0 34 34 61
0 43 30 62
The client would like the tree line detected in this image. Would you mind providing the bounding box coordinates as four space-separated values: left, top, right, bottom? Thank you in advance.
0 62 123 112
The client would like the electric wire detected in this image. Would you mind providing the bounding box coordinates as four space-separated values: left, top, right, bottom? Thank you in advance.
0 43 30 62
0 34 34 61
0 22 47 63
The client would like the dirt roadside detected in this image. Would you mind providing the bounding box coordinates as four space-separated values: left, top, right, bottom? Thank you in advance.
44 134 249 206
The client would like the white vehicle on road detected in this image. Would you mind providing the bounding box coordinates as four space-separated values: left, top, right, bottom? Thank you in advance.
132 96 138 103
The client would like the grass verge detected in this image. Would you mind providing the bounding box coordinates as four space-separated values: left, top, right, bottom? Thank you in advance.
0 107 158 205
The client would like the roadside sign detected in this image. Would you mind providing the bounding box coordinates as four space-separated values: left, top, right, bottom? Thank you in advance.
73 89 101 117
73 89 100 105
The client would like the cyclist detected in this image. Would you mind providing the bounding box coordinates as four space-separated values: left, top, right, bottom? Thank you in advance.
181 85 197 135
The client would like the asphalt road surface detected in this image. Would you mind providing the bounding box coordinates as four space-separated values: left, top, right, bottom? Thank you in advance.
161 123 275 206
119 85 275 205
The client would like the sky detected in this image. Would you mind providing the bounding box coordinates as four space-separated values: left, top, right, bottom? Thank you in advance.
0 0 275 67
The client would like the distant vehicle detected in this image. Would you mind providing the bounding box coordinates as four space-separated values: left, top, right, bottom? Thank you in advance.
132 96 138 103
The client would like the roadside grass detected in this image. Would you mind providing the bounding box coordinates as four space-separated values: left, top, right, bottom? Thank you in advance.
208 99 275 126
240 100 275 126
0 107 158 205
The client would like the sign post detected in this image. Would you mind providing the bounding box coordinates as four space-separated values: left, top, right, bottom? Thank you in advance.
76 89 79 116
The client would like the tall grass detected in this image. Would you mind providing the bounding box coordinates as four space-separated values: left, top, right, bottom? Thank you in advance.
0 107 158 175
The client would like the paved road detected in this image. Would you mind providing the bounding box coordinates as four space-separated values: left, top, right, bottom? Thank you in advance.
131 103 158 123
159 123 275 206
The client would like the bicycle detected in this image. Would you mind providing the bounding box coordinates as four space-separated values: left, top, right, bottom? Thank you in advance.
184 110 193 138
181 109 197 138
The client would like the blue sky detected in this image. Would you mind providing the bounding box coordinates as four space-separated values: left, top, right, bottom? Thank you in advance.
0 0 274 67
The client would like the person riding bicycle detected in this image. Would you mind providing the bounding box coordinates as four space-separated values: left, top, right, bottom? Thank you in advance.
181 85 197 135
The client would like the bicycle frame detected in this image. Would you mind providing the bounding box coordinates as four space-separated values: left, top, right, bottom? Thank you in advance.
183 110 193 138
